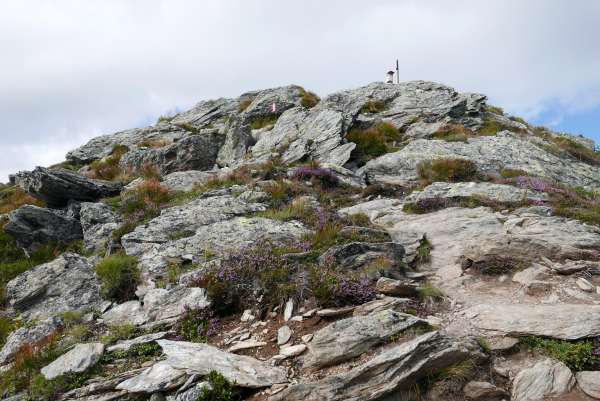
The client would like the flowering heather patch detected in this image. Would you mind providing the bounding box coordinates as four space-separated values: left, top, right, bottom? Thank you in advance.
309 266 375 307
188 242 297 316
292 166 339 188
174 305 220 343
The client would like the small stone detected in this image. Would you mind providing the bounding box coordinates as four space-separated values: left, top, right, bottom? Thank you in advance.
577 277 595 292
41 343 104 380
277 326 292 346
375 277 419 297
116 361 186 393
317 306 355 317
228 340 267 353
301 334 313 343
290 316 303 322
241 309 255 322
576 371 600 399
487 337 519 353
284 299 294 321
303 308 318 318
279 344 307 358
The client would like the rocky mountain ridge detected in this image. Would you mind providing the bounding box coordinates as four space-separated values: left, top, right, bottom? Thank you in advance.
1 80 600 400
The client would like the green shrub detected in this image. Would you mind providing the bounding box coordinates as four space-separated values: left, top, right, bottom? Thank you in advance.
250 115 278 130
300 90 320 108
347 122 402 165
0 186 44 214
157 115 174 123
238 98 253 112
0 316 17 349
198 371 240 401
551 136 600 166
478 119 504 136
414 236 432 266
509 116 528 125
95 254 140 302
101 323 137 345
174 122 200 134
417 282 444 302
432 124 474 142
485 105 505 115
175 307 219 343
416 158 479 185
500 168 529 178
361 100 386 114
520 336 597 371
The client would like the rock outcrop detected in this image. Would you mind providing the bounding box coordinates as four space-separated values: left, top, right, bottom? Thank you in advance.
5 253 102 318
4 205 83 249
270 331 485 401
41 343 105 380
15 167 122 208
511 359 575 401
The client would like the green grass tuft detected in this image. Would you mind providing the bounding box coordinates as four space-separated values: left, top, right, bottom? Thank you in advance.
95 254 140 302
520 336 597 371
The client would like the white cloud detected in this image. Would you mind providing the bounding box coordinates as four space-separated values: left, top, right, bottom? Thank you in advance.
1 0 599 180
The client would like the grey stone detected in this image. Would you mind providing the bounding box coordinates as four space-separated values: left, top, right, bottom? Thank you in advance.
116 361 187 393
0 317 62 365
142 287 210 323
157 340 287 388
5 205 83 249
462 381 508 400
511 359 574 401
467 304 600 340
171 382 211 401
352 296 411 317
120 133 225 175
41 343 104 380
277 326 292 346
101 301 148 326
404 181 548 204
303 310 428 369
375 277 419 297
162 170 217 192
318 242 404 273
270 331 485 401
6 253 102 319
15 167 122 208
284 299 294 322
79 202 120 252
576 371 600 399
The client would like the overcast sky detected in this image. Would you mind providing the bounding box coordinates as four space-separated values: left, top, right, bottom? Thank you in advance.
1 0 599 181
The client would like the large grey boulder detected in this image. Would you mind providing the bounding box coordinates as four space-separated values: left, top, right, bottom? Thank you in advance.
121 194 266 258
270 331 485 401
5 253 103 318
142 287 210 323
79 202 120 252
361 132 600 190
15 167 122 208
0 317 62 365
157 340 287 388
466 304 600 340
576 371 600 399
318 242 404 273
4 205 83 249
404 181 548 205
511 359 574 401
120 133 225 175
41 343 105 380
116 362 187 393
107 332 168 353
303 310 427 369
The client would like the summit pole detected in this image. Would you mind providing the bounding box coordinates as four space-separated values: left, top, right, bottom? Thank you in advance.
396 59 399 84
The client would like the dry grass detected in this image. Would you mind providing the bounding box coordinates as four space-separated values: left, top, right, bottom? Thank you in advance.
0 187 44 214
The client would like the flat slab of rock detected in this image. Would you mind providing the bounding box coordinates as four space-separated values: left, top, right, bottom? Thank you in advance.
576 371 600 399
116 361 186 393
41 343 104 380
405 181 548 205
467 304 600 340
270 331 484 401
101 300 148 326
353 296 410 316
228 340 266 353
15 167 122 208
5 205 83 249
107 332 168 353
304 310 428 369
512 359 574 401
463 381 508 400
376 277 419 297
143 287 210 323
277 326 292 346
157 340 287 388
6 253 102 319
